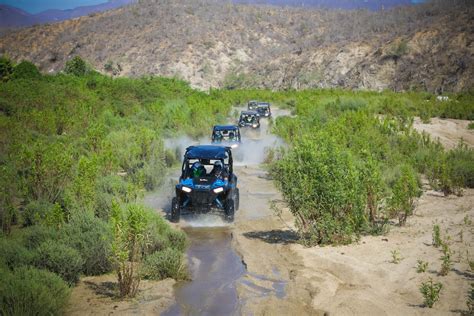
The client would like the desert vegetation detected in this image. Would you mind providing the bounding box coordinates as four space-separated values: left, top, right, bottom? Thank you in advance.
0 56 228 313
0 55 473 313
241 88 474 245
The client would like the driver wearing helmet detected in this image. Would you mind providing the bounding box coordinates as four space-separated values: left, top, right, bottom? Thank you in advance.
214 131 223 142
190 161 206 178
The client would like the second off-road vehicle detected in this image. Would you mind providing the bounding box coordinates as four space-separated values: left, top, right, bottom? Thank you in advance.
211 125 241 148
238 110 260 129
256 102 272 117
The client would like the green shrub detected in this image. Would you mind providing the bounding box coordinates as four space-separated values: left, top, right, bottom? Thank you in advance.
420 278 442 308
446 142 474 189
0 55 14 82
146 212 188 254
61 212 112 275
432 224 442 247
439 242 452 276
358 154 385 223
0 266 70 316
15 225 59 250
165 229 188 253
11 61 41 80
0 238 34 269
110 203 150 297
64 56 88 76
34 240 84 285
141 248 187 281
0 165 20 235
468 122 474 130
273 133 366 245
416 260 428 273
390 249 402 264
388 164 420 225
70 156 99 212
22 200 57 227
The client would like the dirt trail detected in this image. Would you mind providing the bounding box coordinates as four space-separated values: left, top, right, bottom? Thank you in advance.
232 164 319 315
413 117 474 149
161 110 318 315
67 115 473 315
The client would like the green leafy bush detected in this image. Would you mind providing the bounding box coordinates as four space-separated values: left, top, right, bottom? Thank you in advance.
390 249 402 264
420 278 442 308
388 164 420 225
34 240 84 285
0 165 19 235
11 61 41 80
416 260 428 273
64 56 88 76
273 133 366 245
439 242 452 276
14 225 59 250
432 224 442 248
165 229 188 253
0 239 34 269
141 248 187 280
446 142 474 189
146 212 188 254
22 200 62 227
0 266 70 316
110 203 149 297
61 212 112 275
0 55 14 82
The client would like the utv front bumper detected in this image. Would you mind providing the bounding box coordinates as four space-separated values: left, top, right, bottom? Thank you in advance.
177 188 228 212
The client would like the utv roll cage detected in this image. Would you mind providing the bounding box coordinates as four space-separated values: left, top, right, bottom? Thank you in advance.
211 125 242 143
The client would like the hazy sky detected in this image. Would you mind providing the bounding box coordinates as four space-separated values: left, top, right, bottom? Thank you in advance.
0 0 108 13
1 0 425 14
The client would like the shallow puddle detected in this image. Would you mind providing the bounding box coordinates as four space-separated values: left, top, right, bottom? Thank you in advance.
163 227 245 316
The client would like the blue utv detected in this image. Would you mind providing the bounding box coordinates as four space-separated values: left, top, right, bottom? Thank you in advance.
239 110 260 129
211 125 241 149
171 145 239 223
248 101 272 117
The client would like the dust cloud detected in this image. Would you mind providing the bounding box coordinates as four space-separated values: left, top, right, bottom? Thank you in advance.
163 107 288 166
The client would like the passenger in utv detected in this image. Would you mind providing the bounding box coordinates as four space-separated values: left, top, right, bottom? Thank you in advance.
210 160 227 179
191 161 206 178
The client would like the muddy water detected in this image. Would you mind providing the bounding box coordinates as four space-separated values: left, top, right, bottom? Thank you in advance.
163 227 245 316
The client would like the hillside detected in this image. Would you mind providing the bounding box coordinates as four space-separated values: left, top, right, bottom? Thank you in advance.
0 1 134 28
0 0 472 92
234 0 417 10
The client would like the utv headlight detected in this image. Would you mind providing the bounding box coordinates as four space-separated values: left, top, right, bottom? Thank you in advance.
213 187 224 193
231 144 238 148
252 124 258 128
182 186 192 193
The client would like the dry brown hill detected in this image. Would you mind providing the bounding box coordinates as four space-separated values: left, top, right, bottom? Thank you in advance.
0 0 472 92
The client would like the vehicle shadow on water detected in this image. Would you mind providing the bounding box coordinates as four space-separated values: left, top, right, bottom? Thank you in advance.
243 229 300 245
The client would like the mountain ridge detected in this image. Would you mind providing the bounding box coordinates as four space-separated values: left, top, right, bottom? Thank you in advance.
0 0 472 92
0 0 135 28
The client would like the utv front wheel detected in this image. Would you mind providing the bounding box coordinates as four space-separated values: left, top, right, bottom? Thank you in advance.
224 199 235 223
170 197 181 223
